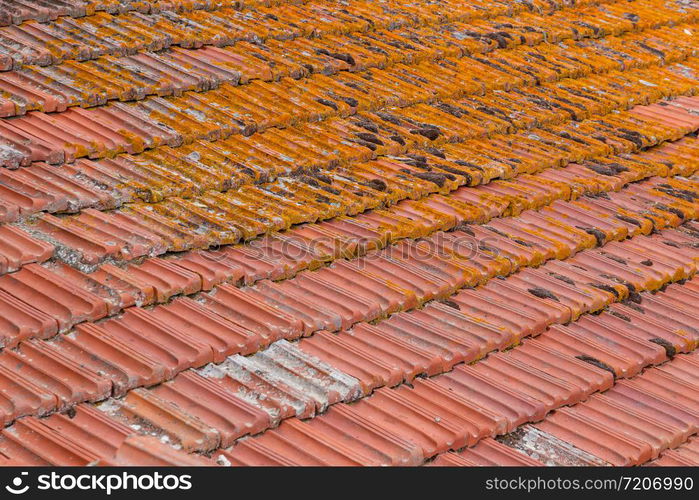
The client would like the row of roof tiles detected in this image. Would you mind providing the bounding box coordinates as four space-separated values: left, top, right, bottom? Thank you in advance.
1 4 694 117
216 281 699 466
0 167 695 429
0 163 682 347
0 1 263 27
8 99 697 273
0 225 696 465
0 77 693 225
0 0 626 69
0 100 696 270
0 101 695 347
532 349 699 466
430 344 699 467
0 113 696 336
429 437 548 466
168 146 697 287
0 158 690 344
3 13 696 170
1 30 695 216
0 111 689 280
5 50 696 169
0 0 555 28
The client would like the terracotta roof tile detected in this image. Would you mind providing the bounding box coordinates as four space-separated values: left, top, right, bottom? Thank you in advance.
649 438 699 466
429 439 544 467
